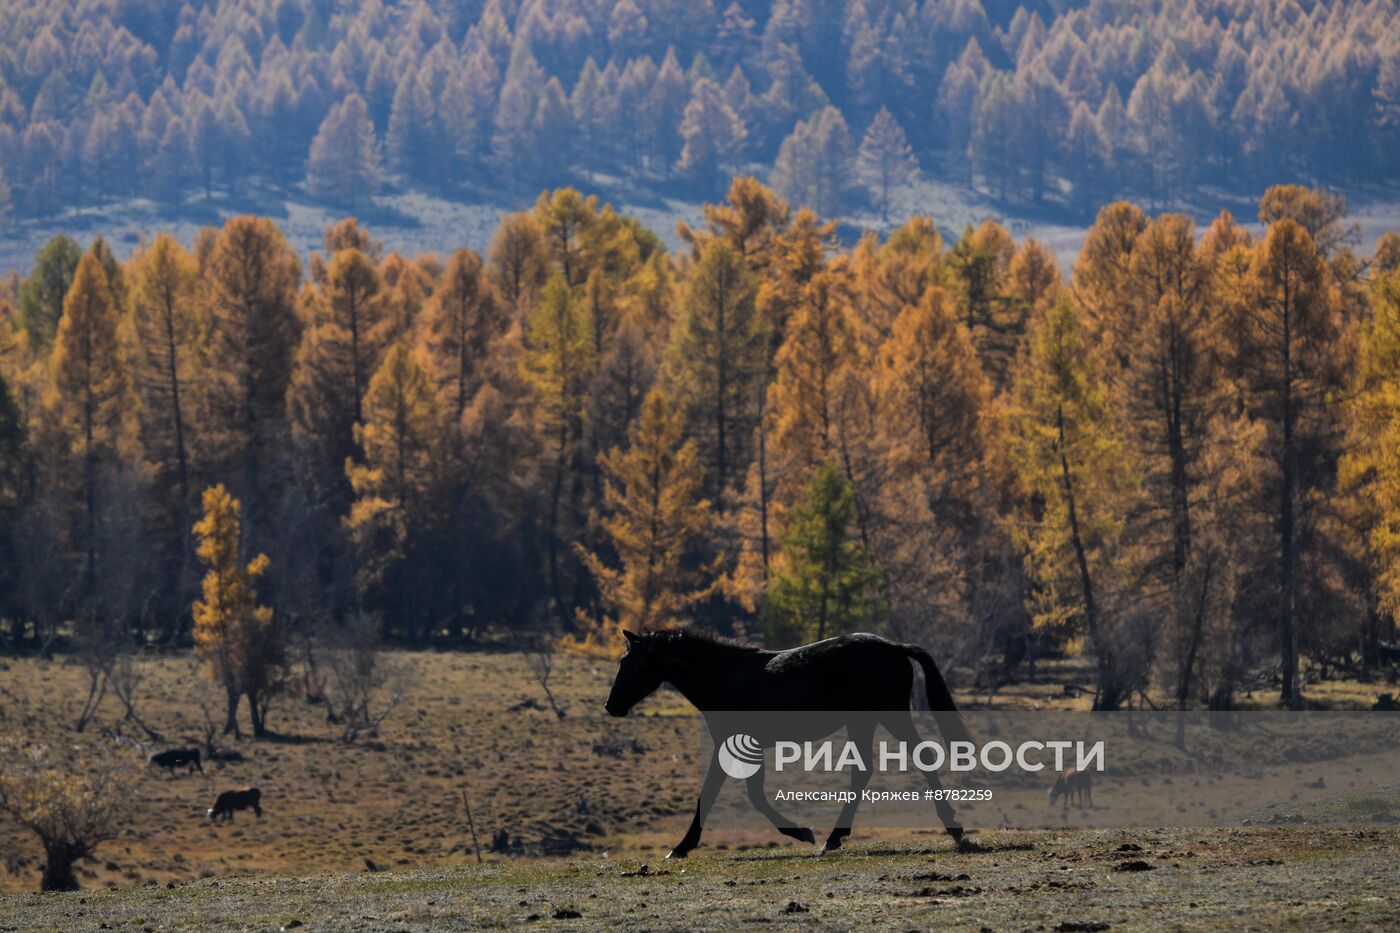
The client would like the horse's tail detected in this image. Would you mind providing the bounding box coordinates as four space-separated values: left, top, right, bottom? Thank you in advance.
902 644 972 746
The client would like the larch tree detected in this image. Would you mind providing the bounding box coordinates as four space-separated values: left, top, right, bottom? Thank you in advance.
575 388 713 655
1258 185 1351 259
678 177 791 286
534 189 597 288
1071 201 1148 360
522 274 597 621
1340 270 1400 640
128 234 200 628
488 211 550 313
307 93 381 207
345 343 443 638
875 285 988 522
948 220 1024 393
767 258 875 540
200 215 301 549
872 284 990 648
47 250 134 603
768 261 862 472
857 106 919 222
0 333 23 629
1107 215 1224 713
676 78 747 190
419 248 508 421
288 247 390 500
1011 297 1140 710
193 483 280 737
129 234 197 512
771 107 854 218
1228 219 1344 707
665 239 765 506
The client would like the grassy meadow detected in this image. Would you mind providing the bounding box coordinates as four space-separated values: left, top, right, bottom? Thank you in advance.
2 649 1400 929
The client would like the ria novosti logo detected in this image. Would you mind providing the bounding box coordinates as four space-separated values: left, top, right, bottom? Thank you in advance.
717 732 1106 777
718 733 766 778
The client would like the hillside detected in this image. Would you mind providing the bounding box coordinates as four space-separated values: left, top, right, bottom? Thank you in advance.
0 0 1398 234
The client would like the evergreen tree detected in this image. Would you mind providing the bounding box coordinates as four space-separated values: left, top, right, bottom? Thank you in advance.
17 235 80 348
764 463 884 645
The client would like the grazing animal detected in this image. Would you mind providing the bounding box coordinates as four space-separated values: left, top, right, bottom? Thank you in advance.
208 787 262 822
148 747 204 776
1049 768 1093 808
605 629 970 858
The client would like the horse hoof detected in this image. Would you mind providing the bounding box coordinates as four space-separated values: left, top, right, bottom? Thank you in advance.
666 848 690 860
820 840 843 854
797 828 816 845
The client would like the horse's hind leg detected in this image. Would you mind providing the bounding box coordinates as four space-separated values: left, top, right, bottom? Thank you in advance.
822 723 874 854
669 754 726 859
881 711 967 848
746 770 816 845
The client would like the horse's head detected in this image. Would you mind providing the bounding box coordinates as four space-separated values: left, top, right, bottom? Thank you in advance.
605 630 665 717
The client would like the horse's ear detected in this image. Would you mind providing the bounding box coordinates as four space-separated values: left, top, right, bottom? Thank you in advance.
622 630 640 646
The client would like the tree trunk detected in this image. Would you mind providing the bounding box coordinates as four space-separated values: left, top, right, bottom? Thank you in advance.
41 842 81 892
248 689 267 737
1056 406 1117 710
223 685 241 737
1280 284 1301 709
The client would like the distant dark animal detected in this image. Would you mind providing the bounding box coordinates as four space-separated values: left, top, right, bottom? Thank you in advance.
1049 768 1093 808
605 629 970 858
148 747 203 776
208 787 262 821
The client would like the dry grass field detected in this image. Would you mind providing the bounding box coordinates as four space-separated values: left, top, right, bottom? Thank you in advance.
2 649 1399 930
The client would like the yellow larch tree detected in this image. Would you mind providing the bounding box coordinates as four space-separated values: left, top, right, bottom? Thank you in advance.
574 388 713 657
345 342 443 638
193 483 279 737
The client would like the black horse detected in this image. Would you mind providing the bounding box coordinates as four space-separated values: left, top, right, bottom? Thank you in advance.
606 628 969 857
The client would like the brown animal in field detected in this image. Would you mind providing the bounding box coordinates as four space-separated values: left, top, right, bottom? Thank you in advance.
148 747 203 776
1048 768 1093 808
208 787 262 822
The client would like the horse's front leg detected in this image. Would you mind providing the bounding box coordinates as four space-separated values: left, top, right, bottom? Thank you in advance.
822 726 874 854
746 768 816 846
669 753 726 859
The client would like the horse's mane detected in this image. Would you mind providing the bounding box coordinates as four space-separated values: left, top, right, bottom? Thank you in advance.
649 627 763 653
